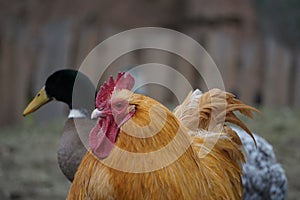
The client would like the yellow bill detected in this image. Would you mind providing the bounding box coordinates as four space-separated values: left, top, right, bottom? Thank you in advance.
23 86 52 116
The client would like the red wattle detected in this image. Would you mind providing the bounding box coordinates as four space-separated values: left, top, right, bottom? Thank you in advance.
89 118 119 159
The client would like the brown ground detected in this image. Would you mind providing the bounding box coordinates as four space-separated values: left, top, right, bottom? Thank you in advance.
0 107 299 200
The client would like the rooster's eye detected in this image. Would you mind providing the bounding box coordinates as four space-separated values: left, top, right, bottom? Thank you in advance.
113 100 127 111
115 102 123 108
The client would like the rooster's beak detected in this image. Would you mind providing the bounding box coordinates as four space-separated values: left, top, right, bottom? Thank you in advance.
91 109 106 119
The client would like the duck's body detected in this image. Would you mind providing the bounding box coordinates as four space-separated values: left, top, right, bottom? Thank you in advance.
58 117 93 181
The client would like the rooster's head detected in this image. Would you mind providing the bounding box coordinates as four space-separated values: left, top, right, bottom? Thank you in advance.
89 72 136 159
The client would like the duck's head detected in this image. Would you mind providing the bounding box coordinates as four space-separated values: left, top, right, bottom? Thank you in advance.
23 69 95 117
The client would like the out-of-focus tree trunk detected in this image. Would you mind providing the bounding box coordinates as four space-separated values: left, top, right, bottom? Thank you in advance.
32 20 73 123
0 20 31 127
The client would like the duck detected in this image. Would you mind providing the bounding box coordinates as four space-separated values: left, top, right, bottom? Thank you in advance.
23 69 96 182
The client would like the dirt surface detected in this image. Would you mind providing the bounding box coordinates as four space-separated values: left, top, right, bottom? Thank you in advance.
0 107 299 199
0 120 70 200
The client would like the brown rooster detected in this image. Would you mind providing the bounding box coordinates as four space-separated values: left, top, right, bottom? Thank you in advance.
67 72 257 200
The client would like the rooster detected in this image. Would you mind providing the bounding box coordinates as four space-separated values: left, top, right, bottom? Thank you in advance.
67 72 258 200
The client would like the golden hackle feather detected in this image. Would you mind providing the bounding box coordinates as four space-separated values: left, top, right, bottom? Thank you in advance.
190 128 245 199
68 89 258 200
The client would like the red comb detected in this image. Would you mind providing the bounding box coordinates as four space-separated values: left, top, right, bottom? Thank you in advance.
96 72 135 108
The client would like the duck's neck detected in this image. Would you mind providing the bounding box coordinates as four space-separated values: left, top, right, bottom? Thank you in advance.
68 109 87 119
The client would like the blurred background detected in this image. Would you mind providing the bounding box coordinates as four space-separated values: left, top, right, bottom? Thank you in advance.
0 0 299 199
